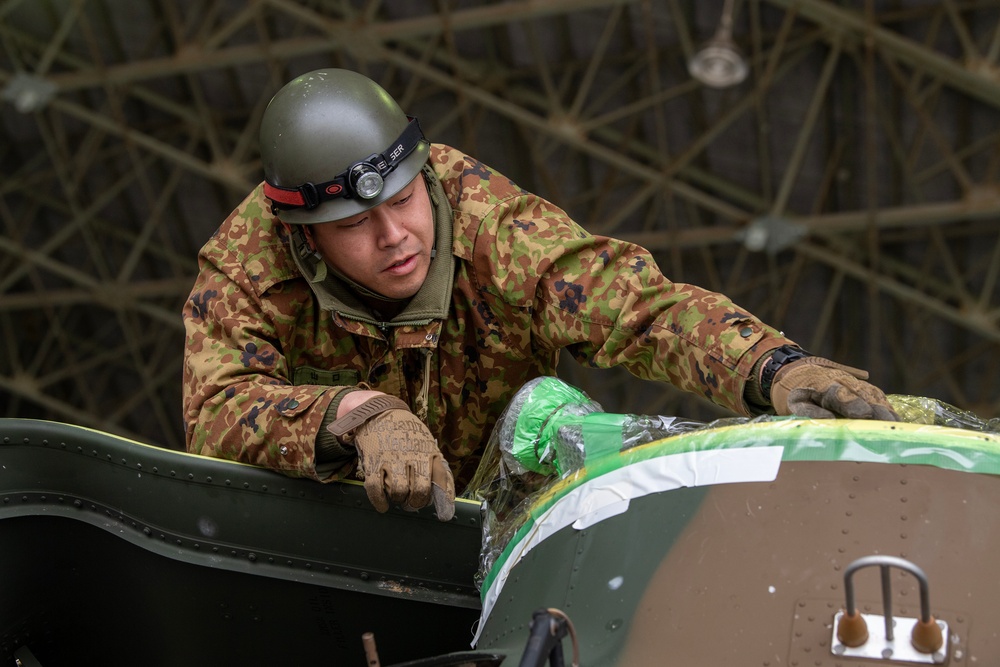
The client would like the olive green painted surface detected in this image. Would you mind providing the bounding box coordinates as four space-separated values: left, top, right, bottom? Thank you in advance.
0 418 483 666
475 487 709 663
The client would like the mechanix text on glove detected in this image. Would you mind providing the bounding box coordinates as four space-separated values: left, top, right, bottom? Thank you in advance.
328 395 455 521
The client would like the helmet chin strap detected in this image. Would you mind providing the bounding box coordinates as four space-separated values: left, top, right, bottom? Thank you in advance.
286 223 328 283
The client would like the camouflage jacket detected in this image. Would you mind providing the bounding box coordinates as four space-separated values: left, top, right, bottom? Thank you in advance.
183 144 792 489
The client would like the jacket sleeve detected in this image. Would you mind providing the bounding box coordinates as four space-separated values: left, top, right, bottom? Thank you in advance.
181 225 346 481
473 193 795 416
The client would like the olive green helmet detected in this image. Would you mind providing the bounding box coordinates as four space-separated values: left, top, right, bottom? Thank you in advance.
260 68 430 224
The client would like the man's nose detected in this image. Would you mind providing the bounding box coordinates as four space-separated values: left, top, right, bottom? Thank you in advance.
377 214 408 247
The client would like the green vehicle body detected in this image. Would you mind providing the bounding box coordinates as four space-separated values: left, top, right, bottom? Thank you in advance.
1 412 999 665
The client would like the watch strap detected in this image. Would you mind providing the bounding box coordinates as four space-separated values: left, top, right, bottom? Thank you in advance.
759 345 812 403
327 395 409 442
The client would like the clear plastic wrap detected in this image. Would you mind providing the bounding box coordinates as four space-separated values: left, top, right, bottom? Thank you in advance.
463 378 1000 592
888 394 1000 432
464 377 754 590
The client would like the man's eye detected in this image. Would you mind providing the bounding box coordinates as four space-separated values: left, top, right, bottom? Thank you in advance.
394 195 411 206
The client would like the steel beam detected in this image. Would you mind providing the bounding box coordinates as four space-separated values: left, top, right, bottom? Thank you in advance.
43 0 637 91
762 0 1000 109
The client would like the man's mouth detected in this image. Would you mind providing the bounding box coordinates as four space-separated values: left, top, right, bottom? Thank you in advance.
384 254 417 273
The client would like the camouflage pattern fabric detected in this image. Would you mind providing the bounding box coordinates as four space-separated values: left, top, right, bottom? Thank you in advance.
182 145 794 490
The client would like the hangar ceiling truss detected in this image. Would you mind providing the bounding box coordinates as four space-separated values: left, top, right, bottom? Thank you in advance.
0 0 998 448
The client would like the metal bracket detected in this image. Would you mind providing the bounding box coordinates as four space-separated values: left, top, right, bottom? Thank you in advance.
830 555 949 664
831 611 948 664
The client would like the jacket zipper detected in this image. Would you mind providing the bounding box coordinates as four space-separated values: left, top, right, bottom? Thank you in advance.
415 348 432 423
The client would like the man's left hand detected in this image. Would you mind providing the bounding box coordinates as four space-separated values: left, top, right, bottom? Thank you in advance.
771 357 899 421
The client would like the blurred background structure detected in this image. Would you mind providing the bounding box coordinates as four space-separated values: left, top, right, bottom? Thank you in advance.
1 0 998 449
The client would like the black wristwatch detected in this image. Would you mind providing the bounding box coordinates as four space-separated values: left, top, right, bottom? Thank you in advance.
759 345 812 403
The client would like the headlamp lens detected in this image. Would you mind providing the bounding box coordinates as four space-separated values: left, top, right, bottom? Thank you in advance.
350 163 384 200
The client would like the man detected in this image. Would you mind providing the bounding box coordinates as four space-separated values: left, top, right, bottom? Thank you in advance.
182 68 897 522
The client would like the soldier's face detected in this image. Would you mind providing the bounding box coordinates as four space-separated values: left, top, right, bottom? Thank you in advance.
309 174 435 300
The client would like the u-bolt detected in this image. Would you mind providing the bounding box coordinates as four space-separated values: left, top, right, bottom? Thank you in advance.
840 555 943 654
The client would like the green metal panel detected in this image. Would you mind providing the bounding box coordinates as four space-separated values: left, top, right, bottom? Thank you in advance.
475 486 709 663
0 419 484 666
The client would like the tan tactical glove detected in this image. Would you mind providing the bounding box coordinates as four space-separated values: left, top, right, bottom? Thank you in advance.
328 395 455 521
770 355 899 421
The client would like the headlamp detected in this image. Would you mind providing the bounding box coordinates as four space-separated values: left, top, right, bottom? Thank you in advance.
264 117 425 211
348 163 384 200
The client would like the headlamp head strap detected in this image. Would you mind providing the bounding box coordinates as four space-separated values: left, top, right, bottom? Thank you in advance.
264 116 425 211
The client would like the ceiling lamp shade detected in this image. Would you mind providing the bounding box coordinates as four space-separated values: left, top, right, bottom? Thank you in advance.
688 0 749 88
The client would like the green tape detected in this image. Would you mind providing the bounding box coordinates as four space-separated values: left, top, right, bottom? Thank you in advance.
580 413 625 467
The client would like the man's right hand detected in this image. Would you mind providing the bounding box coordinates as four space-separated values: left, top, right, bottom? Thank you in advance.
328 394 455 521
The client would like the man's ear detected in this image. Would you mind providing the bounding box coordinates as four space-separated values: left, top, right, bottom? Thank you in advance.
301 224 319 253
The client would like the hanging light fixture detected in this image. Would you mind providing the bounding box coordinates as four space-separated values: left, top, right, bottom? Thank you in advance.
688 0 749 89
